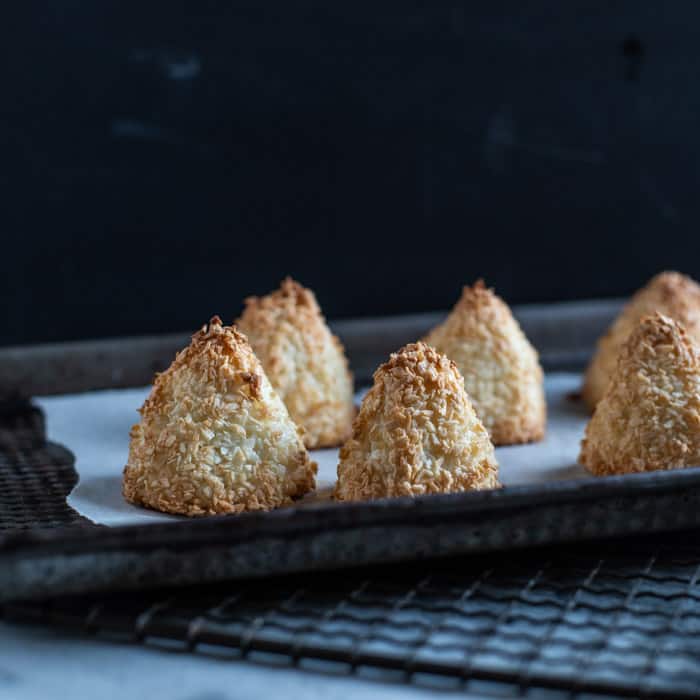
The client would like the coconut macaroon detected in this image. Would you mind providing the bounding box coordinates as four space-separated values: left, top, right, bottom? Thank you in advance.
423 280 545 445
580 313 700 476
334 342 500 502
236 278 354 449
583 271 700 410
123 317 316 516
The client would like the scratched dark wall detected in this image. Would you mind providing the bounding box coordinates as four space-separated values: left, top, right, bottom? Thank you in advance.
3 2 700 344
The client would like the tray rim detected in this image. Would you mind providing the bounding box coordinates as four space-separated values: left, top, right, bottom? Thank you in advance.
4 463 700 557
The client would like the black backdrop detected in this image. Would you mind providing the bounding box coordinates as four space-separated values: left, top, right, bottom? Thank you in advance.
3 2 700 345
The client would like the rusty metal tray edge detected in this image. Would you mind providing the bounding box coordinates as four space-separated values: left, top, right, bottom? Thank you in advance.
12 296 700 603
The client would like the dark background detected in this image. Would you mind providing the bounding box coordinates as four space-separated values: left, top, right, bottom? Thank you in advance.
3 2 699 346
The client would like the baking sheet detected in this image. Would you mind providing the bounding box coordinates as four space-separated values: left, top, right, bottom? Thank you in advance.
36 372 588 527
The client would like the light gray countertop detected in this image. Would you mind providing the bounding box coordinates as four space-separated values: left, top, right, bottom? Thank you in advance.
1 622 500 700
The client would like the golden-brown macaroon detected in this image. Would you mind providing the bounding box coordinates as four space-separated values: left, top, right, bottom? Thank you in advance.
582 271 700 410
580 313 700 476
423 281 545 445
236 278 354 449
123 316 316 516
334 342 500 502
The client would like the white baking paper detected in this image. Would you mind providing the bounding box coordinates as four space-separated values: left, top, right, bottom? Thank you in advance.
35 372 589 526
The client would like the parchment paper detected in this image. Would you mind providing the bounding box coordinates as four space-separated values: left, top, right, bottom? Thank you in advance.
36 372 589 526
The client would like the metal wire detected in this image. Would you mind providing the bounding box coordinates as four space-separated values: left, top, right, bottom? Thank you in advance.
0 398 90 531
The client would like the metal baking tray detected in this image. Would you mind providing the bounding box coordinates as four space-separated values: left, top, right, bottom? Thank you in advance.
5 297 700 603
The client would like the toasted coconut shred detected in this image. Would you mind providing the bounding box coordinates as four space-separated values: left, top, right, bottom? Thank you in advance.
583 271 700 410
237 278 354 449
423 280 545 446
580 313 700 476
335 342 500 502
122 316 316 516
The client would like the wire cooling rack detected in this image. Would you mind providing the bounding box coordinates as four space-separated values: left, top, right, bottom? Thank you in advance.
3 388 700 699
0 399 90 532
5 533 700 699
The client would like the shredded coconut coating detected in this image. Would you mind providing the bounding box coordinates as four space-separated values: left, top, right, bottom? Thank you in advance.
335 342 500 502
236 278 354 449
580 313 700 476
583 271 700 410
123 317 316 516
423 281 545 445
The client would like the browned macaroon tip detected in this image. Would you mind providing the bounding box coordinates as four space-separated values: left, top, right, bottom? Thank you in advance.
243 277 318 313
453 280 515 321
188 316 252 360
466 278 489 293
459 278 496 302
376 341 459 382
384 340 443 364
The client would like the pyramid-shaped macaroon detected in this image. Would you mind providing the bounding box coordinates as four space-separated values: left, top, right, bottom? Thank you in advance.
580 313 700 476
583 271 700 410
123 317 316 516
423 280 545 445
334 342 500 502
236 278 354 449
